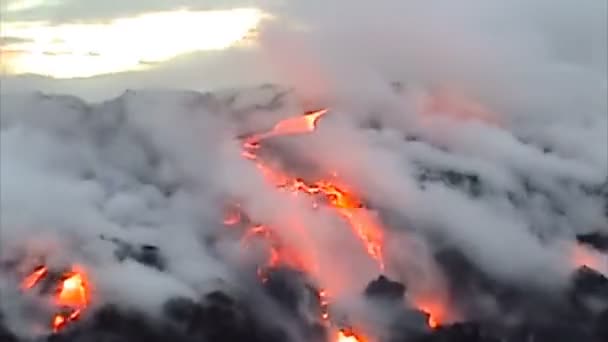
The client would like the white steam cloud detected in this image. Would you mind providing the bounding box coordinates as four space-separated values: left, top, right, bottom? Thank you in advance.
1 0 606 338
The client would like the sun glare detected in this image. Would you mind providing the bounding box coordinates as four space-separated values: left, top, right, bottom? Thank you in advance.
0 8 263 78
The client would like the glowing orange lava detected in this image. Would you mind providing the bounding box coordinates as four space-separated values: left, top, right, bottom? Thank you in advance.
22 265 90 333
21 265 48 290
52 309 81 333
56 269 89 308
232 108 391 341
415 301 444 329
237 108 385 273
337 329 367 342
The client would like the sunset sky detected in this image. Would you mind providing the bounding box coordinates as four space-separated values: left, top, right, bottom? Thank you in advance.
0 1 266 78
0 0 604 102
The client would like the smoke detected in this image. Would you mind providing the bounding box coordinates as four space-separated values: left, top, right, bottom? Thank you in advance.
1 0 607 340
255 0 606 283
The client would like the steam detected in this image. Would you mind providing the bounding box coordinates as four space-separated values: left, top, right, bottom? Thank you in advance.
1 0 607 339
255 0 607 283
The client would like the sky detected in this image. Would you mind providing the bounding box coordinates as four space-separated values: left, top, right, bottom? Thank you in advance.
0 1 267 77
0 0 606 101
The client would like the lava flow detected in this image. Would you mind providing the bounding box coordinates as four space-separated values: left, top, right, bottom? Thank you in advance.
239 108 385 271
337 329 367 342
21 265 90 333
225 107 445 341
228 108 389 342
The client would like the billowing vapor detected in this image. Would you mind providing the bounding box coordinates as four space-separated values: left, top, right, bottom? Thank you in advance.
1 1 606 341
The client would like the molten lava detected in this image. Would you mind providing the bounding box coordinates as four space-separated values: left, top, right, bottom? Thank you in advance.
415 301 444 329
337 329 367 342
21 265 48 290
56 269 89 308
22 265 90 333
231 108 395 341
248 108 329 143
240 115 385 272
241 224 313 280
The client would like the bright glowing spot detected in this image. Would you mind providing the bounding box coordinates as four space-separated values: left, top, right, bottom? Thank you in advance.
337 330 366 342
572 243 608 275
0 8 263 78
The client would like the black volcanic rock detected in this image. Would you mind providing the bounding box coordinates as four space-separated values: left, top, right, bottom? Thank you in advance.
505 324 593 342
51 291 290 342
363 276 430 341
263 267 316 314
569 266 608 316
137 245 165 270
101 235 166 271
577 232 608 251
262 267 327 342
364 275 406 301
0 314 18 342
595 308 608 340
417 169 482 197
49 305 172 342
414 322 499 342
571 266 608 301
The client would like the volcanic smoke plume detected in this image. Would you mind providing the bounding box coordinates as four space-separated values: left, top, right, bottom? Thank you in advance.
0 1 607 342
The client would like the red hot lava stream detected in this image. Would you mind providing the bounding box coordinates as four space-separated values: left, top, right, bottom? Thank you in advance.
229 108 441 341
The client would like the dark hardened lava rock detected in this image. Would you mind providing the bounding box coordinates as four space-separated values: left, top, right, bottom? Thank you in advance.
413 322 500 342
569 265 608 317
262 267 327 342
0 313 19 342
364 275 406 302
417 169 482 197
4 261 608 342
430 248 606 342
100 235 166 271
364 275 429 341
596 308 608 340
48 290 289 342
576 232 608 252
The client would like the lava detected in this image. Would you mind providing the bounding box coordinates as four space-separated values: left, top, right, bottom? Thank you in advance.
248 108 329 143
21 265 90 333
337 329 367 342
232 107 454 341
56 268 89 308
235 108 386 275
52 309 81 333
415 301 445 329
21 265 48 290
228 108 388 340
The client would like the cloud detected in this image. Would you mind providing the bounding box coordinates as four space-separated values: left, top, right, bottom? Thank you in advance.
0 46 278 101
0 36 33 45
0 1 606 336
251 0 607 287
2 0 261 22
